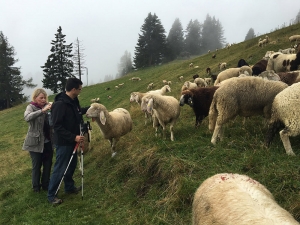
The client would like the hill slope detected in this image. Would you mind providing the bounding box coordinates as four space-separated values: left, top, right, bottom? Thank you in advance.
1 24 300 224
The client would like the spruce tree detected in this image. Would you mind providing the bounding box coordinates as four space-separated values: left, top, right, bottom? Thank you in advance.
0 31 36 109
41 26 74 93
184 19 202 55
133 13 167 68
244 28 256 41
201 15 226 54
166 18 185 60
117 50 132 78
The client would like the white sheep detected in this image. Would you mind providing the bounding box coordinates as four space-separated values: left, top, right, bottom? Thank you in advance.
192 173 299 225
129 77 141 81
181 81 198 91
147 85 171 95
90 97 100 103
265 82 300 156
167 81 172 85
86 103 133 157
130 91 152 125
279 48 295 54
162 79 168 85
189 63 194 68
218 62 227 70
214 66 252 86
141 94 180 141
258 70 281 81
266 52 300 72
194 78 207 87
209 76 288 145
204 78 212 86
179 76 184 81
147 82 154 90
289 35 300 42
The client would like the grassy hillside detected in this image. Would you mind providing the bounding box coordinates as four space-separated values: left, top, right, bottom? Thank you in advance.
1 24 300 225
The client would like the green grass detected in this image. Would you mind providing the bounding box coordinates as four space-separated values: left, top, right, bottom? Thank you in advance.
1 24 300 225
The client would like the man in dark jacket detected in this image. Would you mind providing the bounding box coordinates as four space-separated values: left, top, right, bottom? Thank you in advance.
47 78 89 205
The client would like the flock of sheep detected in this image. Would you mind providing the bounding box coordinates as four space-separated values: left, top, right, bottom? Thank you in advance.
83 34 300 224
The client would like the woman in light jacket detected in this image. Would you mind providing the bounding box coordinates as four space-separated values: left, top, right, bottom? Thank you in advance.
22 88 53 192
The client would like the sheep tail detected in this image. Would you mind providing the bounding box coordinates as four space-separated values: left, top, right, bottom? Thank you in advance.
264 120 284 148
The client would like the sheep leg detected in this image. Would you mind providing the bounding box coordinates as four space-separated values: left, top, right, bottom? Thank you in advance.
279 129 295 156
211 124 222 145
170 125 174 141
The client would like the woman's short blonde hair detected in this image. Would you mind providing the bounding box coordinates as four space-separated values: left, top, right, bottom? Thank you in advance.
31 88 48 102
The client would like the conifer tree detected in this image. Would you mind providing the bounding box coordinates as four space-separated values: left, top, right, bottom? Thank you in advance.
166 18 185 60
184 19 202 55
201 14 226 54
117 50 132 78
294 9 300 24
244 28 256 41
41 26 73 93
133 13 167 68
0 31 36 109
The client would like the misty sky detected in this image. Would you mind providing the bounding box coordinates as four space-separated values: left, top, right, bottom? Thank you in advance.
1 0 299 96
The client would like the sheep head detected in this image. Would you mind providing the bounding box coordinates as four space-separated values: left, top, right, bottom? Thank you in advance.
86 103 107 124
179 92 193 107
165 85 171 92
130 92 139 103
141 95 153 114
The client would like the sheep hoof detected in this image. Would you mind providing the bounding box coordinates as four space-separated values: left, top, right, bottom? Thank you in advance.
111 152 117 157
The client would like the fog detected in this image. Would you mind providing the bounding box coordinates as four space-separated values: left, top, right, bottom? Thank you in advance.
1 0 299 97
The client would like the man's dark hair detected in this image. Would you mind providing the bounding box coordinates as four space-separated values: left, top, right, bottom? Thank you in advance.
65 77 83 91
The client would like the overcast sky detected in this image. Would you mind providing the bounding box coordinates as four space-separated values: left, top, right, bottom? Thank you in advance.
1 0 299 96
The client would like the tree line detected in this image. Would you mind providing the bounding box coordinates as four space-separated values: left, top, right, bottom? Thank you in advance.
1 11 300 110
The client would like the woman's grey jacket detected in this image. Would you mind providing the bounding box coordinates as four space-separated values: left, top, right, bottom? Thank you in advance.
22 104 48 153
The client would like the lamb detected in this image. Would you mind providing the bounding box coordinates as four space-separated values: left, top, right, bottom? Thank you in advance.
209 76 288 145
192 173 299 225
289 35 300 42
130 92 152 125
147 85 171 95
180 86 219 127
147 82 154 90
90 97 100 103
265 82 300 156
219 62 227 70
204 78 212 86
181 81 198 91
141 94 180 141
86 103 133 157
252 59 268 75
194 77 207 87
277 70 300 85
214 66 252 85
266 52 300 72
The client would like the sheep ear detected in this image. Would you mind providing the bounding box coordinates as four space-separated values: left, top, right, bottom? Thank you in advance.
100 111 106 125
147 98 153 113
